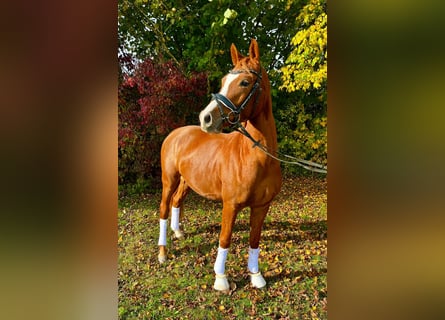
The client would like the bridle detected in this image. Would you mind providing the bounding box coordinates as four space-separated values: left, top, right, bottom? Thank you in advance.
211 68 262 128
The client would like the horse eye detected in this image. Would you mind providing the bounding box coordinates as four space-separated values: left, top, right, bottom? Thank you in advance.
240 79 250 87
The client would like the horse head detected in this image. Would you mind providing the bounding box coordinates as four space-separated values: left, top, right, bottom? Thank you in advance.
199 39 264 133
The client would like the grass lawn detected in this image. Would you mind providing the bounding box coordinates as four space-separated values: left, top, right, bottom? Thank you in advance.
118 175 327 319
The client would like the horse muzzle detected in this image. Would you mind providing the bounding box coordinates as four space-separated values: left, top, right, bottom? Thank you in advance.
199 101 223 133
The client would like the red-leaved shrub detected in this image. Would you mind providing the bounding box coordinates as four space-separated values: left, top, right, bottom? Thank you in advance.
119 58 208 190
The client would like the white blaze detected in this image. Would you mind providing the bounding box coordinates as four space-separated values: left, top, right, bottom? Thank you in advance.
200 73 239 116
220 73 239 96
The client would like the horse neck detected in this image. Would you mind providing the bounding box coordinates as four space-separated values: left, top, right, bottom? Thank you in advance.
244 91 278 153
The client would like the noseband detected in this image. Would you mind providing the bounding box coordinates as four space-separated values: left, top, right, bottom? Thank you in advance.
211 68 262 127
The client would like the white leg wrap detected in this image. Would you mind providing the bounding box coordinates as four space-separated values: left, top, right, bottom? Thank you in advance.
171 207 180 230
170 207 183 238
214 247 229 275
158 219 168 246
248 247 260 273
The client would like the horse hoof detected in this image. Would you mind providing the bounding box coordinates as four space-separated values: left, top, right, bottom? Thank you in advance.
213 274 230 291
173 229 184 239
250 272 266 288
158 254 167 264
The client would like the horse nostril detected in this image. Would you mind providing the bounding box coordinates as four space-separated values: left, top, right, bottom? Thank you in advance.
204 114 211 124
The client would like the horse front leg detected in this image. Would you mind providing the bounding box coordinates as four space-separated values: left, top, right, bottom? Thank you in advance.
213 204 238 291
247 204 269 288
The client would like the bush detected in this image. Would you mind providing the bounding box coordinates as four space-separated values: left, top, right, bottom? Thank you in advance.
118 58 208 190
275 89 327 175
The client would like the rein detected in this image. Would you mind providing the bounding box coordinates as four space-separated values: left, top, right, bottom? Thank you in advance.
212 68 328 174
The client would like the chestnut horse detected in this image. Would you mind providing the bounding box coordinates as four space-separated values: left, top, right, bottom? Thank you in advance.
157 39 282 291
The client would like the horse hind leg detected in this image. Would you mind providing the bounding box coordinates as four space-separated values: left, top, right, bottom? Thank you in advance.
158 173 180 264
170 176 189 239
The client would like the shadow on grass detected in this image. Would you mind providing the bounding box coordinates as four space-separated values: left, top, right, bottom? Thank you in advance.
266 266 328 287
187 219 327 245
262 219 327 242
168 219 327 274
226 266 328 290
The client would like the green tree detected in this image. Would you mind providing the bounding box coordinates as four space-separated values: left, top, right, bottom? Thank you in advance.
118 0 303 87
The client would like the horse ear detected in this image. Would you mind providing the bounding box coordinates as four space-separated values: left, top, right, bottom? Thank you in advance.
249 39 260 62
230 43 242 65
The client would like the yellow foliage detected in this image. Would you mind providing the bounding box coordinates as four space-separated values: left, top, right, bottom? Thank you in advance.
280 0 327 93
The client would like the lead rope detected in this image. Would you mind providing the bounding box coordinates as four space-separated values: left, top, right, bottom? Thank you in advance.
234 123 328 174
